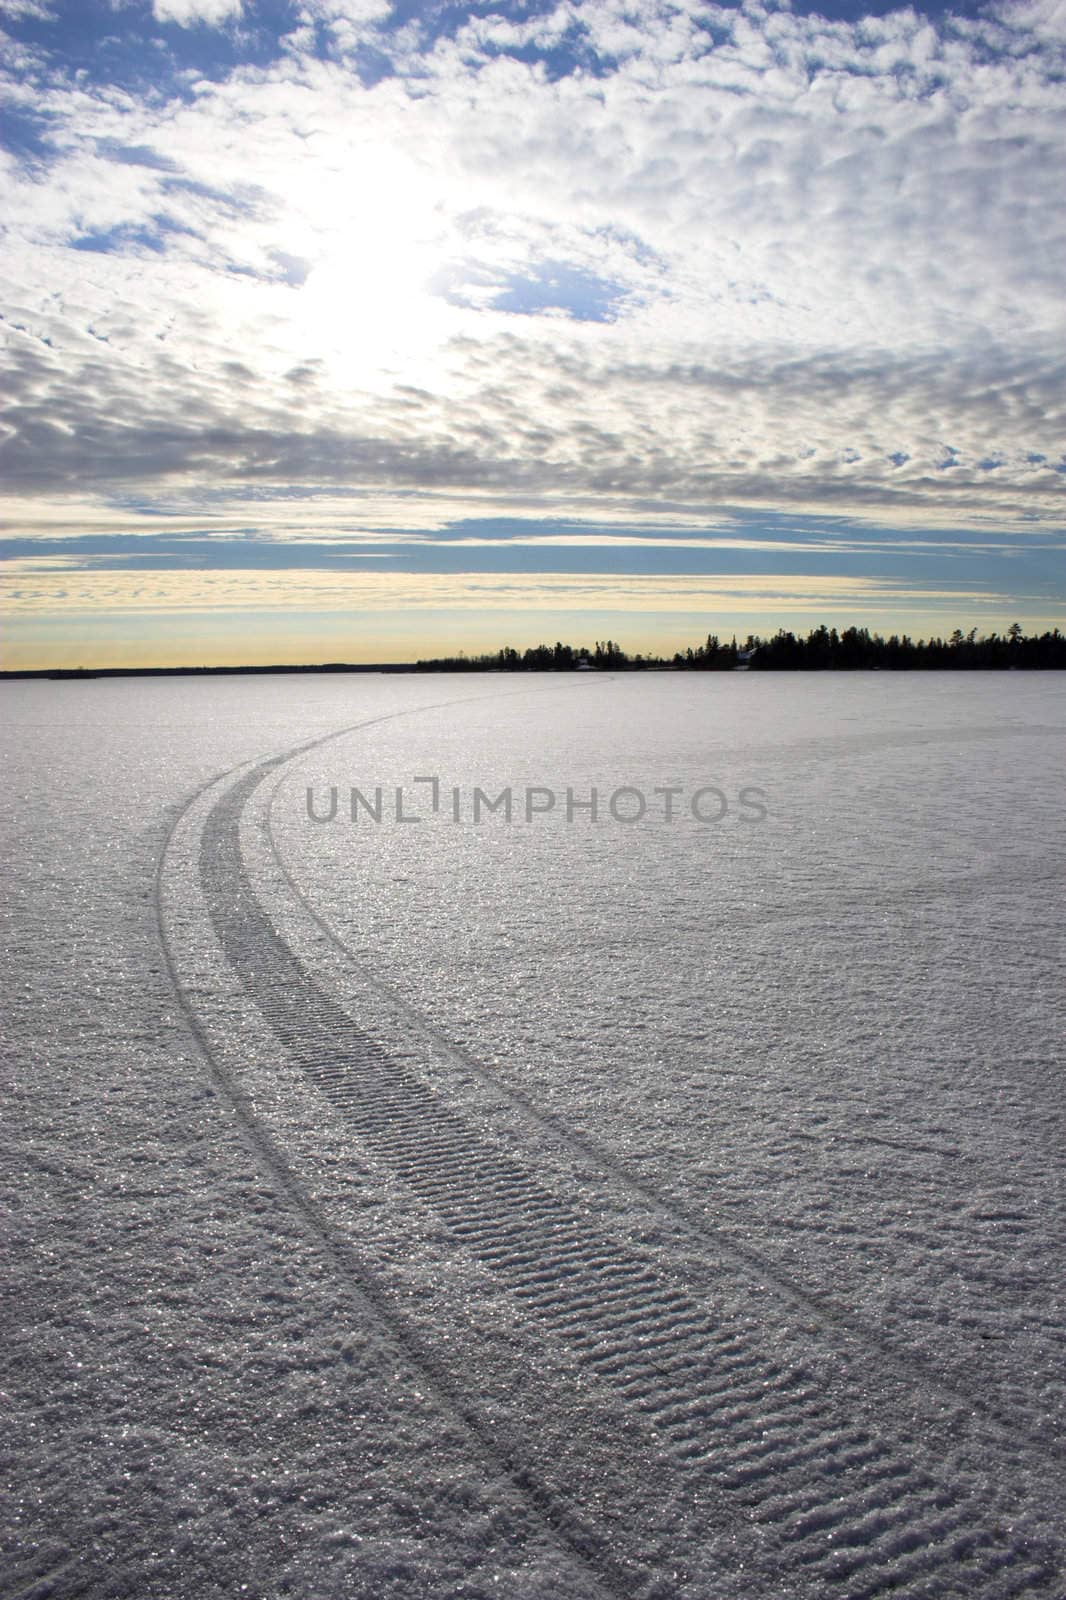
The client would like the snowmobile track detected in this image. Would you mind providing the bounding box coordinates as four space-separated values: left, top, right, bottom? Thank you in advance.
158 698 1063 1600
263 754 1066 1473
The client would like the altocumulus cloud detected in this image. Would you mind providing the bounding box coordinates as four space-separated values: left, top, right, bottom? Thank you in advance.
0 568 1015 618
0 0 1063 631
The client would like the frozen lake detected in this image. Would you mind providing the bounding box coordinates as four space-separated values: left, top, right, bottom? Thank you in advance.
2 672 1064 1599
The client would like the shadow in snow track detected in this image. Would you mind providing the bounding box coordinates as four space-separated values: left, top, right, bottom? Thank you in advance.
182 736 1064 1600
265 758 1066 1470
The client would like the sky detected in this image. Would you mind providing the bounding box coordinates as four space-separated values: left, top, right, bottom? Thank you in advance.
1 0 1063 668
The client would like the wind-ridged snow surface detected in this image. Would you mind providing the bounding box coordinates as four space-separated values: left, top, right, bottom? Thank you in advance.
2 673 1064 1600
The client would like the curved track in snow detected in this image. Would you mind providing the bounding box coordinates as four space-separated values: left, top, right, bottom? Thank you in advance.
159 697 1064 1600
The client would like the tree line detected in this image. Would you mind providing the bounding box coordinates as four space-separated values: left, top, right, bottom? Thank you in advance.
415 625 1066 671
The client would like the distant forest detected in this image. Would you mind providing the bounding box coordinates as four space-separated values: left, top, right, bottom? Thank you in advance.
5 623 1064 680
416 624 1066 672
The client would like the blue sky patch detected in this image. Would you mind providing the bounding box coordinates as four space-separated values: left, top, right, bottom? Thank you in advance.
3 0 297 98
70 215 197 256
1 108 60 168
494 262 628 322
438 259 631 322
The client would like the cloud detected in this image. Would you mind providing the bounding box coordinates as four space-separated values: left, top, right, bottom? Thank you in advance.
0 0 1063 549
151 0 243 26
0 566 1017 617
1 310 1061 530
991 0 1066 45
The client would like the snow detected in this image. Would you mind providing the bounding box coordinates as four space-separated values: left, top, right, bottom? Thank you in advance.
2 672 1064 1599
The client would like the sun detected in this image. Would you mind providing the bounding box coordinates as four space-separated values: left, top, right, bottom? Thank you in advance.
273 140 462 391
